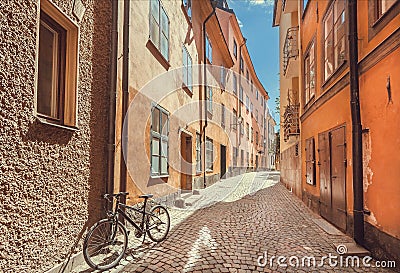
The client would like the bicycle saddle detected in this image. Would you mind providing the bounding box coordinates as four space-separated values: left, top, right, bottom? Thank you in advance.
139 194 153 199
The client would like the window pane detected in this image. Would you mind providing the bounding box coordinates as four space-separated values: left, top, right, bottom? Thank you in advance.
150 17 159 47
324 32 334 80
150 0 159 23
161 140 168 157
38 21 59 119
160 34 168 60
161 8 169 37
161 112 168 135
334 0 345 22
324 9 333 39
334 21 346 67
152 155 160 174
152 137 160 155
152 107 160 133
233 74 237 94
161 157 168 174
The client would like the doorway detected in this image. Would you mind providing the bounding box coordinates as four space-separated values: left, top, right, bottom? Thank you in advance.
180 132 192 190
319 126 347 231
220 145 226 178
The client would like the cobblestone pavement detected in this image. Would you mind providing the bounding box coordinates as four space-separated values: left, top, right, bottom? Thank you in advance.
74 172 396 273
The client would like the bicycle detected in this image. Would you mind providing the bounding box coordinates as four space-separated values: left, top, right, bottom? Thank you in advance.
83 192 170 271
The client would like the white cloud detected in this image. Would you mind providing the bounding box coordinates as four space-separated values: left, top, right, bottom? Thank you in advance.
247 0 274 7
237 18 244 28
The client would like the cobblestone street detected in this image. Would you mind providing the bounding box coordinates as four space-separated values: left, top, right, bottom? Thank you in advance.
74 172 396 273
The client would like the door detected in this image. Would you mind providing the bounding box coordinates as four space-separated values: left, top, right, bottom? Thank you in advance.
319 132 331 220
180 133 192 190
330 126 347 231
318 126 347 231
220 145 226 178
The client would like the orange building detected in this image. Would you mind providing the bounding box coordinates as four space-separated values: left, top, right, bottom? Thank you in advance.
274 0 400 263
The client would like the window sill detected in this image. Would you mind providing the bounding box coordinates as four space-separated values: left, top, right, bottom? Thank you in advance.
206 169 213 173
150 174 169 179
146 39 170 71
180 4 192 27
182 83 193 97
36 116 79 132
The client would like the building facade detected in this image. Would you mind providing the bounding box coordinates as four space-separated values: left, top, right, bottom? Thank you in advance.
273 0 302 197
0 0 112 271
273 0 400 264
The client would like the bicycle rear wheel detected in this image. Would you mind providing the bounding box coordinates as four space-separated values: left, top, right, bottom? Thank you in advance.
147 205 170 242
83 219 128 270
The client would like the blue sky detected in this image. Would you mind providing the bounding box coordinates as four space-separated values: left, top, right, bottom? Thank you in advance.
227 0 280 123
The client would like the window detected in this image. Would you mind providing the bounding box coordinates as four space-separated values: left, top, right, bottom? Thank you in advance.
377 0 397 17
206 35 212 63
182 46 192 92
256 109 259 122
240 56 244 72
247 151 249 165
151 105 169 176
250 103 253 114
182 0 192 20
233 40 237 58
221 104 225 127
305 137 316 185
324 0 346 81
150 0 169 61
196 133 201 172
241 149 244 166
256 90 259 100
251 80 253 92
240 121 244 135
206 137 214 171
206 86 213 113
246 70 249 81
233 74 237 95
239 85 244 102
251 127 253 143
233 147 238 166
304 42 315 103
246 122 249 140
256 131 259 145
261 96 263 106
37 0 78 127
232 109 237 131
245 95 249 111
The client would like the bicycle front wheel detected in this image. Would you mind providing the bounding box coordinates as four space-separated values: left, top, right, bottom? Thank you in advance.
147 205 170 242
83 219 128 271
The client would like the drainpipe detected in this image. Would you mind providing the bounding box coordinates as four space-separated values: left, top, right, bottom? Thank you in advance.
120 0 130 205
106 0 118 199
202 5 216 189
238 38 246 170
348 0 364 245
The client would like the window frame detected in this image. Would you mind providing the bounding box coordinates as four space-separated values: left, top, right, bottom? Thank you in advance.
206 86 213 113
182 45 192 93
36 0 79 129
322 0 347 84
205 137 214 172
149 0 170 62
304 40 316 105
196 132 202 173
233 40 237 59
206 34 212 63
150 104 170 177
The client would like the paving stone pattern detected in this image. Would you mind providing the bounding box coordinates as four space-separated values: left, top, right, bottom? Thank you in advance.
74 172 396 273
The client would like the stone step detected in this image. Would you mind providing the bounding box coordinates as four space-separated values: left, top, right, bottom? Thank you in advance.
333 242 371 257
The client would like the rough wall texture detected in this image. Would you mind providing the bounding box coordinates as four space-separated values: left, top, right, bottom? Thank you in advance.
0 0 111 271
280 143 301 198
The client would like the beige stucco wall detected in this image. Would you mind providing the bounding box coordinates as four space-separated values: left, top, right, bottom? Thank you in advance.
0 0 112 271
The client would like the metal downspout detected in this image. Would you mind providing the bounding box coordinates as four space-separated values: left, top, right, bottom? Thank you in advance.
120 0 130 205
106 0 118 199
202 6 216 188
348 0 364 245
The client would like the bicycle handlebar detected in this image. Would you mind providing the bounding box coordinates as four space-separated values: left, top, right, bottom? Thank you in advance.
103 192 129 201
